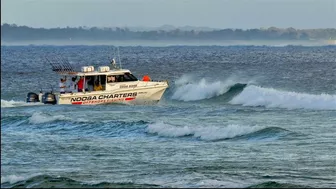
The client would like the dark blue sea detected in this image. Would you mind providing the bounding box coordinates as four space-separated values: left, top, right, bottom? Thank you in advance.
1 45 336 188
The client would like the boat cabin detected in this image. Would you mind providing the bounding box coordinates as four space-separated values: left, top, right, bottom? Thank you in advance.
59 65 139 93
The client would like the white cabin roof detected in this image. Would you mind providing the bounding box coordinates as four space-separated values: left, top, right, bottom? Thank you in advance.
59 68 132 76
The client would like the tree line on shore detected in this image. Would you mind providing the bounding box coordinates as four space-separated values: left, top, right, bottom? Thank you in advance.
1 23 335 41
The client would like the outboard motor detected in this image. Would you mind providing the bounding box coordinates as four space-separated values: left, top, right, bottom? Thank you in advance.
42 92 57 105
26 92 40 103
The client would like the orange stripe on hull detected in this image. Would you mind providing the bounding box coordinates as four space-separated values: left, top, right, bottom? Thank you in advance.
72 102 83 105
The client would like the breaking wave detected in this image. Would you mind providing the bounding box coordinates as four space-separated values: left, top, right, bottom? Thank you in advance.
146 122 291 141
26 112 147 126
1 174 38 185
1 112 91 127
28 112 71 124
230 85 336 110
1 174 160 188
1 99 44 108
171 76 247 101
2 112 149 138
0 174 311 188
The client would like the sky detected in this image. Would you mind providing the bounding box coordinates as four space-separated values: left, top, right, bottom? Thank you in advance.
1 0 336 29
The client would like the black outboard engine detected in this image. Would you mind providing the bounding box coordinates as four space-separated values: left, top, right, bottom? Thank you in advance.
26 92 39 103
42 92 57 105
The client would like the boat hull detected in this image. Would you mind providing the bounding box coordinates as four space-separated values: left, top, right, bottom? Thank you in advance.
56 84 167 105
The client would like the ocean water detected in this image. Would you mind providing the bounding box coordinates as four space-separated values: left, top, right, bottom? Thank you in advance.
1 45 336 188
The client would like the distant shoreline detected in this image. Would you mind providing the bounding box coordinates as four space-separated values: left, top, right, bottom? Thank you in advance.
1 39 334 47
2 24 336 44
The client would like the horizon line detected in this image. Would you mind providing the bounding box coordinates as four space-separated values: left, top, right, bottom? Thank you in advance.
2 23 335 31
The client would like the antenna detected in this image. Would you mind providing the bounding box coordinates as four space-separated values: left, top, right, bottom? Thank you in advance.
117 46 122 69
50 84 54 94
38 81 43 93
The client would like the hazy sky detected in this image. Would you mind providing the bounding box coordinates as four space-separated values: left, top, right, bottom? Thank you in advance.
1 0 335 29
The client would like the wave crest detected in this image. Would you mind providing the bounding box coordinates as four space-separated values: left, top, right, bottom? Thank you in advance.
172 76 247 101
1 99 43 108
1 174 33 184
1 174 159 188
28 112 69 124
230 85 336 110
146 122 288 141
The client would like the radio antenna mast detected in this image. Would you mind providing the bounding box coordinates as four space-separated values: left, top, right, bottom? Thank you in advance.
117 46 122 69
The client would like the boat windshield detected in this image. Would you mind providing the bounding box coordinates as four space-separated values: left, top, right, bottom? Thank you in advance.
124 72 138 81
106 72 138 83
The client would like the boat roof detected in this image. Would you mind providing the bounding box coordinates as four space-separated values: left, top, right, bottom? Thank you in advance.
58 69 132 76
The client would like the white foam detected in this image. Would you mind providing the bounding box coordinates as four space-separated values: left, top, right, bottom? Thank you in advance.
174 74 195 87
147 122 193 137
172 78 236 101
147 122 260 141
230 85 336 110
1 174 41 184
194 124 259 141
1 99 44 108
1 175 26 184
195 179 245 188
28 112 69 124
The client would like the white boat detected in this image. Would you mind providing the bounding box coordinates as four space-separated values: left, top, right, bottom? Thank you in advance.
26 59 169 105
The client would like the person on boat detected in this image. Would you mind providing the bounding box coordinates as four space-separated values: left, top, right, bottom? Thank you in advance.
94 80 103 91
67 76 77 93
107 76 114 83
77 76 84 92
59 78 66 94
85 76 94 91
111 58 117 69
142 74 151 82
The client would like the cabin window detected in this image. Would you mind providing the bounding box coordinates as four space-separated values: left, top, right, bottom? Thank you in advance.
84 75 106 91
123 74 132 82
84 76 94 91
107 75 116 83
106 73 138 83
115 75 124 82
124 72 138 81
95 75 106 91
100 75 106 85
